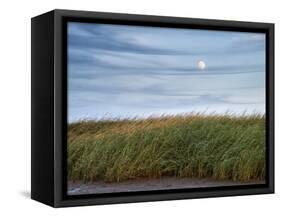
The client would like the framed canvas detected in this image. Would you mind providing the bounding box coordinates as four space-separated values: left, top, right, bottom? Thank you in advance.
31 9 274 207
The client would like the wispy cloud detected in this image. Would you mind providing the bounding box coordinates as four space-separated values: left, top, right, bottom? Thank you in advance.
69 23 265 56
68 25 190 56
67 22 266 121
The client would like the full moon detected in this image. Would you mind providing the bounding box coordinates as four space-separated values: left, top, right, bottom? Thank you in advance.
197 60 207 70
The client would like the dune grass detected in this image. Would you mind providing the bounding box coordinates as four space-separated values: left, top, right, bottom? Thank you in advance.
67 113 266 183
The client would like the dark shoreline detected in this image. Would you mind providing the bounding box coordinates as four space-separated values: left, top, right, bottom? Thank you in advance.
68 177 265 195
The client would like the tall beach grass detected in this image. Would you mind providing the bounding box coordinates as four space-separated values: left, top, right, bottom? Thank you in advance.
67 113 266 183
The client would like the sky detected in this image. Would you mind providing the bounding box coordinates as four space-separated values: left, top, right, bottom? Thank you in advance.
67 22 266 122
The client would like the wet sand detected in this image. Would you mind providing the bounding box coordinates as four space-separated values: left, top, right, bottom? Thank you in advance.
68 177 265 195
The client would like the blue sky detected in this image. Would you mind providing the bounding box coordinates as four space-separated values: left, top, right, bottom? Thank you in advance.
67 22 266 122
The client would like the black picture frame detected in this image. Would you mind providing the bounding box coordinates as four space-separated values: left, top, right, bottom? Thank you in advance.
31 9 274 207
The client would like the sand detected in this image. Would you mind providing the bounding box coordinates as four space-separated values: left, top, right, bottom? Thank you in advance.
68 177 264 195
